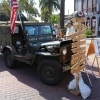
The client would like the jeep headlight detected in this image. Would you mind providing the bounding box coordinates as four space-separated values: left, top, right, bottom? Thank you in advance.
62 47 67 55
46 46 55 53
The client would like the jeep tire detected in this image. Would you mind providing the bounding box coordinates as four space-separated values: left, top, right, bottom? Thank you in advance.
37 59 62 85
4 50 16 69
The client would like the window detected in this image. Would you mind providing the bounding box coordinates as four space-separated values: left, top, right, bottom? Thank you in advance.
88 0 92 15
93 0 97 7
91 16 96 31
88 0 92 9
41 26 52 34
93 0 97 13
25 25 52 36
25 26 35 35
83 0 87 9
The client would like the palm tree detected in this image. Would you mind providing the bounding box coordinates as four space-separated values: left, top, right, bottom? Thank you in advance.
0 0 39 18
19 0 39 18
41 7 49 22
39 0 60 22
60 0 65 29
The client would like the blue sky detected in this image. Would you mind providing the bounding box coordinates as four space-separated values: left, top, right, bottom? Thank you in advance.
34 0 74 21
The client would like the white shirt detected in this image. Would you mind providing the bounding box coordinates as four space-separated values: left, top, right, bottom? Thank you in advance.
66 26 75 36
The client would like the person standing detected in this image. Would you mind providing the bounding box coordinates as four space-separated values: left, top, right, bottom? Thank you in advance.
54 24 62 38
65 21 75 37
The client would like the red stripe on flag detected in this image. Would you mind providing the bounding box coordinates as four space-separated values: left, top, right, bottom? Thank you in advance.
10 0 18 34
10 10 16 34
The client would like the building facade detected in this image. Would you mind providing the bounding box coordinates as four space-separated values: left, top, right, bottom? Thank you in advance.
74 0 100 36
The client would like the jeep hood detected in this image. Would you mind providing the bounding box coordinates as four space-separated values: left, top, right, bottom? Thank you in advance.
41 41 61 47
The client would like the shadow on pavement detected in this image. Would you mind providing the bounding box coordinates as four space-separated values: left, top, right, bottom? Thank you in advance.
0 54 100 100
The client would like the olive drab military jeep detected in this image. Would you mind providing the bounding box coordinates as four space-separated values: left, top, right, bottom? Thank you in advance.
0 21 72 85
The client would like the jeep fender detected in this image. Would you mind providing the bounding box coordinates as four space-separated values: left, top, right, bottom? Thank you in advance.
2 46 12 53
33 52 61 64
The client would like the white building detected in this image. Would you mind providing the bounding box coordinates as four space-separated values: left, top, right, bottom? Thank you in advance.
74 0 100 36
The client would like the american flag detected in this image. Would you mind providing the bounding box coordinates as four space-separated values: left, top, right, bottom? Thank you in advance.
10 0 18 34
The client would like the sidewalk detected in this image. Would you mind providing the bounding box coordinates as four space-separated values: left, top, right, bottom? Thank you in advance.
85 37 100 44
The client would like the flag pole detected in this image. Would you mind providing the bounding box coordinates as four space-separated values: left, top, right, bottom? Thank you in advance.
17 10 30 52
18 10 24 30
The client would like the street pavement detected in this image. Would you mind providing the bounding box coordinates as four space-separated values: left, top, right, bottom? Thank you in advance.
0 39 100 100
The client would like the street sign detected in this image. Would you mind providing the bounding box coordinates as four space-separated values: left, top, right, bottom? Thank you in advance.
71 51 86 60
71 17 86 23
78 65 85 71
68 17 87 94
80 59 85 65
71 53 85 65
73 24 86 30
69 32 79 38
71 63 79 69
71 41 86 49
71 20 86 68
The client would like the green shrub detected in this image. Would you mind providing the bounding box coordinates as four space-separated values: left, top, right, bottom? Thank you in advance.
82 29 92 36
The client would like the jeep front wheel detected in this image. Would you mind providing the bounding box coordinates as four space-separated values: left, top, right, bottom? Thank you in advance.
37 59 62 85
4 50 16 68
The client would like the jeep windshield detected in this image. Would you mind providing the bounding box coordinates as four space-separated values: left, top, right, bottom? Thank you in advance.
25 25 52 36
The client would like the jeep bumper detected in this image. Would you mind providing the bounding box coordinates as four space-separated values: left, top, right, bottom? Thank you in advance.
63 64 71 72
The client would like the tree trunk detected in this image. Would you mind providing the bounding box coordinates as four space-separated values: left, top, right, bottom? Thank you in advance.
60 0 65 29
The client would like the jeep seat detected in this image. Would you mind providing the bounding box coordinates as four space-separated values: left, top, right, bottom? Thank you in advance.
12 36 27 54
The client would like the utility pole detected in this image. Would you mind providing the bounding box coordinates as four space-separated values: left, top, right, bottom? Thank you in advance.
60 0 65 30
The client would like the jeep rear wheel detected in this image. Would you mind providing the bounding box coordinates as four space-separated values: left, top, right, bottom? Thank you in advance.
37 59 63 85
4 50 16 69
